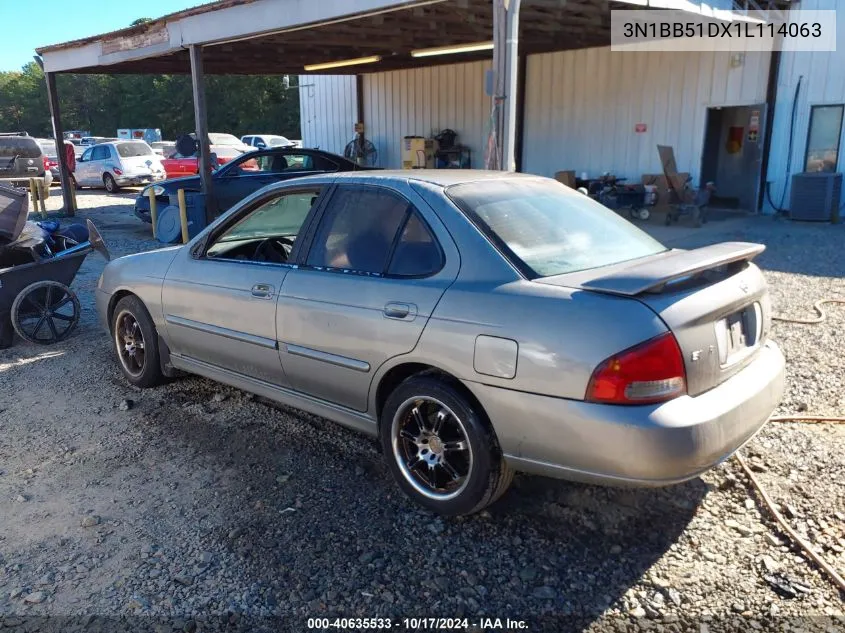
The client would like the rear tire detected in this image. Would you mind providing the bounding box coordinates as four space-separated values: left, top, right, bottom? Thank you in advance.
104 173 119 193
111 295 164 388
380 375 513 516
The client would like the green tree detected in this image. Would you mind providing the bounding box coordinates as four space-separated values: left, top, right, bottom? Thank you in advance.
0 63 301 141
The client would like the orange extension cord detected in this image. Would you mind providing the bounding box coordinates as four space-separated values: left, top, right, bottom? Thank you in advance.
734 299 845 594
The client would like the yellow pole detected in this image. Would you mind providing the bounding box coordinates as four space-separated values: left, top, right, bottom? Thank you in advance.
29 179 38 213
38 181 47 217
177 188 189 244
147 188 158 239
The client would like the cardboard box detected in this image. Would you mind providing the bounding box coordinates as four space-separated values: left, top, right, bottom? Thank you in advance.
554 170 577 188
402 136 438 169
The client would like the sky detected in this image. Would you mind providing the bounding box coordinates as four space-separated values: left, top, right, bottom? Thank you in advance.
0 0 207 72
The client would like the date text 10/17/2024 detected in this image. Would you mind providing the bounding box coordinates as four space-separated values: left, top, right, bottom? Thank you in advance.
307 617 529 630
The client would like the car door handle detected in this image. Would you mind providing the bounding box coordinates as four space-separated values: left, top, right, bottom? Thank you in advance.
251 283 274 298
383 302 417 320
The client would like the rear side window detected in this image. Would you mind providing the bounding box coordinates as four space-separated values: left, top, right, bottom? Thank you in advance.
447 178 666 278
116 142 153 158
0 137 42 158
307 187 409 274
387 212 442 277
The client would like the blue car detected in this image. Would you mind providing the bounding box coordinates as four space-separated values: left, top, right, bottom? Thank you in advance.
134 147 370 223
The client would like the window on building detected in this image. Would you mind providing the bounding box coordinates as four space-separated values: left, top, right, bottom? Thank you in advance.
805 105 844 172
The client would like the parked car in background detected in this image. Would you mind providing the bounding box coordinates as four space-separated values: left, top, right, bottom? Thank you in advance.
150 141 176 158
73 140 165 192
208 132 251 153
159 132 251 178
100 171 785 515
134 147 370 223
0 133 52 191
34 138 82 183
241 134 294 149
80 136 118 147
161 145 244 179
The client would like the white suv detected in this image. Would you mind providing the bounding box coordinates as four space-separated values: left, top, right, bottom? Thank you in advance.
241 134 294 149
74 141 165 193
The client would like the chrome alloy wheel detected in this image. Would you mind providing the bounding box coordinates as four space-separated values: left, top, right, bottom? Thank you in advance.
391 396 473 501
114 310 145 376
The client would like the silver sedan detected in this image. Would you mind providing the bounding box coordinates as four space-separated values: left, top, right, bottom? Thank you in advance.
96 171 785 515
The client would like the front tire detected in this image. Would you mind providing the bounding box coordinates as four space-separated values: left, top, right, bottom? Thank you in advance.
380 375 513 516
104 173 119 193
111 295 164 388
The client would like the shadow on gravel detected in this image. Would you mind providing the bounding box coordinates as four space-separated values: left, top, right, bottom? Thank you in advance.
138 385 707 631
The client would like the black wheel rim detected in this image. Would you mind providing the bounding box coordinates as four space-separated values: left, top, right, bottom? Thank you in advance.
391 396 473 501
16 284 78 343
115 310 145 376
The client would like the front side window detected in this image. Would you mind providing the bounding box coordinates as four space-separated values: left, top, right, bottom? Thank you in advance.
805 104 844 172
81 147 94 162
206 189 322 263
92 146 109 161
447 178 666 279
307 187 409 274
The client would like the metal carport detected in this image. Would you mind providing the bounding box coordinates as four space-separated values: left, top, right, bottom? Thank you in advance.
33 0 728 220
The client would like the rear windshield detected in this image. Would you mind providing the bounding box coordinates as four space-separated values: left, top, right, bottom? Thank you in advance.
208 133 242 146
447 178 666 278
116 142 154 158
0 136 42 158
268 136 290 146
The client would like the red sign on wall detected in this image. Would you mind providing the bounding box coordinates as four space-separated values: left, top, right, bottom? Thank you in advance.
635 123 647 133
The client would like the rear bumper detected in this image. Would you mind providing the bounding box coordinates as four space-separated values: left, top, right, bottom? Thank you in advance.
115 173 165 187
470 340 785 486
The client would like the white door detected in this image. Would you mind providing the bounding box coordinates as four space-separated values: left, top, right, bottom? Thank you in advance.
77 147 95 185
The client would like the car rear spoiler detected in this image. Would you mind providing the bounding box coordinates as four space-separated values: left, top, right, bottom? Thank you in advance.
579 242 765 296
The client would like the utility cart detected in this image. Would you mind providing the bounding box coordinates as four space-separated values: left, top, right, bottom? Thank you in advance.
0 184 110 348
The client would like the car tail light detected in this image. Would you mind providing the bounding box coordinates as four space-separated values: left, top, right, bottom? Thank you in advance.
217 156 226 165
43 156 51 170
586 332 686 405
113 168 123 175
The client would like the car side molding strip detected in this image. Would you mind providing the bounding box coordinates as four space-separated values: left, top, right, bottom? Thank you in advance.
165 314 278 350
284 343 370 372
169 353 377 436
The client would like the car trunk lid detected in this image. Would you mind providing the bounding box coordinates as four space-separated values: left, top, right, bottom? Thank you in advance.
536 242 771 396
120 154 163 174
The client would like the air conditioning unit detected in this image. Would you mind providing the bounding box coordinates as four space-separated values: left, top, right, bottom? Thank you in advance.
789 172 842 221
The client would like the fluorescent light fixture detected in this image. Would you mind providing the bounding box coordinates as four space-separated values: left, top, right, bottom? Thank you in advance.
411 41 494 58
304 55 381 71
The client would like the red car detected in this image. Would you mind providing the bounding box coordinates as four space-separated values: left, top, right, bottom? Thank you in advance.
161 145 248 178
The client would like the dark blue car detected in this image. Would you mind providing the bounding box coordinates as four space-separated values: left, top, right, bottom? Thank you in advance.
134 147 370 223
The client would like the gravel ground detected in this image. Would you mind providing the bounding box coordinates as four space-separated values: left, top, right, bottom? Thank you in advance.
0 191 843 632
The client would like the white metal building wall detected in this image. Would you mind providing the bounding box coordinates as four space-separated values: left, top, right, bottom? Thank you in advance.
522 48 771 185
298 74 357 154
361 61 492 169
764 0 845 212
299 48 771 183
